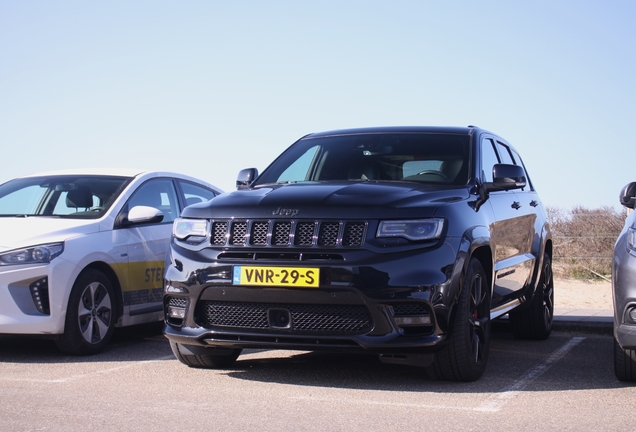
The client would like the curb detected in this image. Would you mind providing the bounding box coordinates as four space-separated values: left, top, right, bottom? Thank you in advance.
495 309 614 337
552 319 613 336
552 308 614 336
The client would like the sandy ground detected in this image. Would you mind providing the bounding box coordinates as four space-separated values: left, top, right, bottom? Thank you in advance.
555 277 613 310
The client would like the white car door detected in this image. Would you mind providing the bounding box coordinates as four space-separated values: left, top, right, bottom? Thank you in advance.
118 178 180 322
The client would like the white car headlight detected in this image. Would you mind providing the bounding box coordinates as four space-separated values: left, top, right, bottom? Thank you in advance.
0 242 64 266
173 218 209 242
377 218 444 241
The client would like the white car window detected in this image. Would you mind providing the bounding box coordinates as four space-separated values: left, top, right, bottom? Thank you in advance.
128 179 179 223
180 181 217 207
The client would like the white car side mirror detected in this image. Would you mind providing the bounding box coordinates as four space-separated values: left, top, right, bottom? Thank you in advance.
128 205 164 224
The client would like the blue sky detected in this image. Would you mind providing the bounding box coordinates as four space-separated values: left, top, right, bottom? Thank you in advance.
1 1 634 210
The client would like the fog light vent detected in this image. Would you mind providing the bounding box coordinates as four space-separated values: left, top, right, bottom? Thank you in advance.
166 296 188 326
29 278 50 315
388 303 433 335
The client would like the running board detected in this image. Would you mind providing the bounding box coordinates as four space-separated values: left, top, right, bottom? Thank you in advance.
490 299 522 320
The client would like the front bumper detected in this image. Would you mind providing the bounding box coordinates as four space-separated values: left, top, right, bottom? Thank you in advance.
613 239 636 349
163 241 464 355
0 259 75 335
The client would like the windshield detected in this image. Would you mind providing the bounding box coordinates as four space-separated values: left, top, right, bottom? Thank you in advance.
255 133 471 186
0 175 132 218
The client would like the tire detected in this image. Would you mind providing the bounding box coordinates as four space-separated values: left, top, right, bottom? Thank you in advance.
427 258 490 382
170 341 242 368
509 253 554 340
614 337 636 382
56 269 116 356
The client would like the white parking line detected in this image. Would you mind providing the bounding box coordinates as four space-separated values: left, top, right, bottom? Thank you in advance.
288 396 475 411
289 337 586 413
474 337 586 412
1 355 175 383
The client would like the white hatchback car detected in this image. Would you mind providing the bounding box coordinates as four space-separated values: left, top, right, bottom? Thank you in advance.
0 169 222 355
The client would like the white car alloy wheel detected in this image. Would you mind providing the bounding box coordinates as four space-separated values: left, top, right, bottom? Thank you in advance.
77 280 113 344
56 269 116 355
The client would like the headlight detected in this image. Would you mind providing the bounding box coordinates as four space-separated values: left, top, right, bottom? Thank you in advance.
0 243 64 266
627 227 636 251
173 218 209 243
377 218 444 241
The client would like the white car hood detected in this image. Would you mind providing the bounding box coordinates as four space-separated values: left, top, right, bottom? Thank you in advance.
0 217 101 252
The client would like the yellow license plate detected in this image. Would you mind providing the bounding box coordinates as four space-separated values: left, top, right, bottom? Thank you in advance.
232 266 319 287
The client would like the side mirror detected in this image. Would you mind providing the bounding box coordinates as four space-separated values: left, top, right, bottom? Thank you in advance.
128 205 164 224
485 164 526 192
619 182 636 209
236 168 258 190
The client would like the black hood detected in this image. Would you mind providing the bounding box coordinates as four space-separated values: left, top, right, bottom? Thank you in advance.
182 181 470 219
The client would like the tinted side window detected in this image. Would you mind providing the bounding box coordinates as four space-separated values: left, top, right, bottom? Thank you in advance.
509 148 533 191
128 179 179 223
481 138 499 183
495 141 515 165
179 181 217 207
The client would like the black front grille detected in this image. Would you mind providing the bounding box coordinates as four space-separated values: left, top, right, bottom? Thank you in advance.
209 219 367 248
199 301 373 335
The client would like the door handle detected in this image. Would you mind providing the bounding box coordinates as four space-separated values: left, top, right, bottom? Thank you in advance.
511 202 522 210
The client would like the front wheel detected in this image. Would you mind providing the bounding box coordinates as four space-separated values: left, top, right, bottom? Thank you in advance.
509 253 554 340
170 341 242 368
614 337 636 381
56 269 116 355
427 258 491 382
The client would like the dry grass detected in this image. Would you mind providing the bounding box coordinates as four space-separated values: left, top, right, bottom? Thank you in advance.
548 205 627 279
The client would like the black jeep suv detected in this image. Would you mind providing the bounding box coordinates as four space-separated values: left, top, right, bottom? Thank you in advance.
164 126 553 381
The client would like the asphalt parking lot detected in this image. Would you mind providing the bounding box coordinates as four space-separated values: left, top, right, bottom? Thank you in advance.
1 322 634 431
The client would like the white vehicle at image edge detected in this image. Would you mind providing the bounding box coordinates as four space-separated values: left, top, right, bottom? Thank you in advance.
613 181 636 381
0 169 222 355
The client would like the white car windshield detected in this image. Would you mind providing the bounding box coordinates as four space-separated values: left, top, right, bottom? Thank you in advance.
0 175 132 219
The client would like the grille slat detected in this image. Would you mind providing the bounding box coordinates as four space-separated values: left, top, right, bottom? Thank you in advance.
230 222 247 245
200 301 373 335
273 221 292 245
209 219 367 248
318 222 339 246
295 222 316 246
211 221 229 245
250 221 269 245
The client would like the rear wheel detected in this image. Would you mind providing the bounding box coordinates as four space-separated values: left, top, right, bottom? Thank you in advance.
170 341 242 368
509 253 554 340
427 258 490 382
614 337 636 381
56 269 115 355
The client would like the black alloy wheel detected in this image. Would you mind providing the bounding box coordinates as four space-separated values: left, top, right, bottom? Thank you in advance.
510 253 554 340
428 258 491 382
